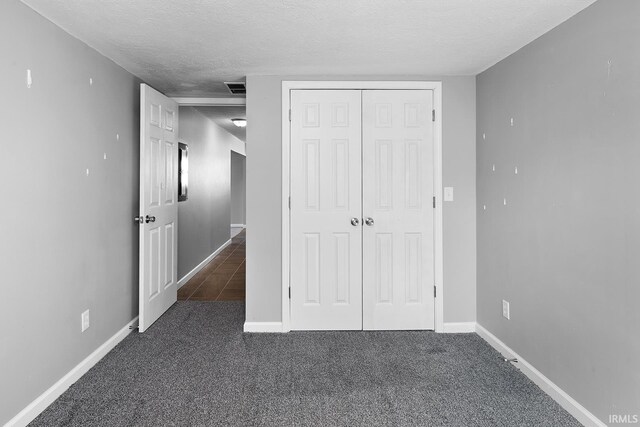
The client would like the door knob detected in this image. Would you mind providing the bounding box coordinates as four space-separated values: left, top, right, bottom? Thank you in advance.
365 217 375 226
134 216 144 224
145 215 156 223
350 217 360 226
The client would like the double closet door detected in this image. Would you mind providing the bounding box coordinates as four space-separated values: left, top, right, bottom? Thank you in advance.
290 89 435 331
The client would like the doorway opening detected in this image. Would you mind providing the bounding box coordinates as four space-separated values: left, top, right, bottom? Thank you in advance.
176 104 247 302
138 86 247 330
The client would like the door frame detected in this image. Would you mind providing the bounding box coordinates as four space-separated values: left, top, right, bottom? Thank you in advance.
281 81 444 333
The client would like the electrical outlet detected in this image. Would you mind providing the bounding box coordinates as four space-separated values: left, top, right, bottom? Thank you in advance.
444 187 454 202
81 309 90 332
502 300 510 320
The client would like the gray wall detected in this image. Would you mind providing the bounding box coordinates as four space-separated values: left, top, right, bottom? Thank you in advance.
178 107 244 280
476 0 640 421
246 75 476 323
0 1 141 424
230 151 246 225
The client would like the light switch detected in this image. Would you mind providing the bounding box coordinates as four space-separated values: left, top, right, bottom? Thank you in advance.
444 187 454 202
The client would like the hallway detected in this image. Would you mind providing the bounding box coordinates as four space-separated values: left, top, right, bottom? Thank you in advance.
177 229 245 301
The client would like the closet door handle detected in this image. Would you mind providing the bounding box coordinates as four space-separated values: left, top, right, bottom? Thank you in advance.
365 217 374 226
350 218 360 226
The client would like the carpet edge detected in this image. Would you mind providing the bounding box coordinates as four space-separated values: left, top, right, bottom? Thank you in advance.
475 323 606 427
6 316 139 427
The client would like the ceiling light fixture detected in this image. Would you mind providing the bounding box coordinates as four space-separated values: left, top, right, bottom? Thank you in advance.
231 118 247 128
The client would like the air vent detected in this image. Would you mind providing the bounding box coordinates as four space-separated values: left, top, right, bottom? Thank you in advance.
224 82 246 95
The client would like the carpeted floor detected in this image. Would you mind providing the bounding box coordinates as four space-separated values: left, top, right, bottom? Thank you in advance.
31 302 580 426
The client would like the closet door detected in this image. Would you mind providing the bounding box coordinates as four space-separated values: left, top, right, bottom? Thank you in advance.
290 90 363 330
362 90 435 330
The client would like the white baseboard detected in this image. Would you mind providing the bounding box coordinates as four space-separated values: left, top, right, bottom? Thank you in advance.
243 321 283 333
475 324 606 427
230 224 245 228
177 239 232 289
442 322 476 333
6 316 139 427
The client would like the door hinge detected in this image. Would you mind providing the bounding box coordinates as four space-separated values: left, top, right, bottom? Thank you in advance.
289 109 292 122
432 109 436 122
434 286 437 298
433 196 436 209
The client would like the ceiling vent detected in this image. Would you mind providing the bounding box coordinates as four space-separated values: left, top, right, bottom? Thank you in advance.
224 82 246 95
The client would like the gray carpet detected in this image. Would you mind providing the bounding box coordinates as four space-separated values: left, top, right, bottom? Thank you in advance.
31 302 580 426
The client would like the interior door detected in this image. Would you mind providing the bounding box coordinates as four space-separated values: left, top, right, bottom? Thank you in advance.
362 90 435 330
138 84 179 332
290 90 363 330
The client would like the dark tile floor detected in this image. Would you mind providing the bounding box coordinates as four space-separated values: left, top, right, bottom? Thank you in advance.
177 229 245 301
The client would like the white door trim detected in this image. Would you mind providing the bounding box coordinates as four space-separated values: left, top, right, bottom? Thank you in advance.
281 81 444 333
171 97 246 106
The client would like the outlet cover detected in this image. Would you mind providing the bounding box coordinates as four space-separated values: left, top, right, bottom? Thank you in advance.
502 300 510 320
81 309 90 332
444 187 454 202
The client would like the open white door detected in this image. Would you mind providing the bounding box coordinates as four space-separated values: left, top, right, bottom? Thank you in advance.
138 84 179 332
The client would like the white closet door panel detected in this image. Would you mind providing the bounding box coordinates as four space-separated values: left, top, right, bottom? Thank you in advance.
290 90 363 330
362 90 435 330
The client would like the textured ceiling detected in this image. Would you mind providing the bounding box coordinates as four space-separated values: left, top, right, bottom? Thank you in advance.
22 0 596 97
192 106 246 142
